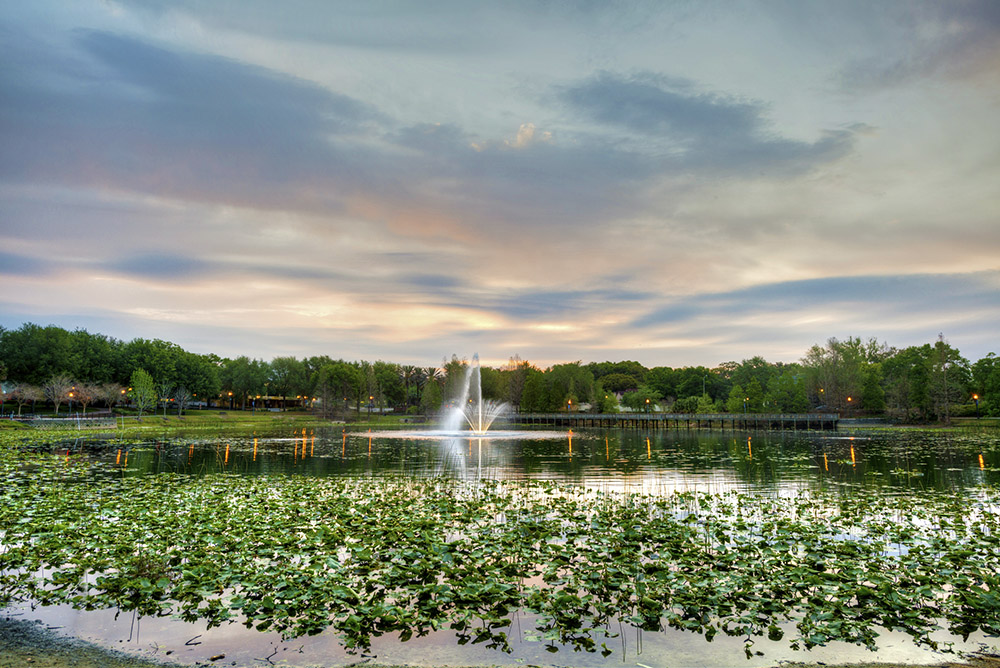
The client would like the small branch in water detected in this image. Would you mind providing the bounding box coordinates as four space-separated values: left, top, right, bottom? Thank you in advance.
184 634 202 646
256 647 279 664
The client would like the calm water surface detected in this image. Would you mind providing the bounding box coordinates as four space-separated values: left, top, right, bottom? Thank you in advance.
112 425 1000 494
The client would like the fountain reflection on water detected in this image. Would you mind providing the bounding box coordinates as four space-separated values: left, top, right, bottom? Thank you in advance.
365 353 567 480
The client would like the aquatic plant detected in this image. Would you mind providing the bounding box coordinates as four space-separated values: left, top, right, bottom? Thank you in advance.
1 448 999 660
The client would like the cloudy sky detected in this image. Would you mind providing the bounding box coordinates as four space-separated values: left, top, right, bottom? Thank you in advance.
1 1 998 368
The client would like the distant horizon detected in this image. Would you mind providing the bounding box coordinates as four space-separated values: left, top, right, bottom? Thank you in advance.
2 2 998 367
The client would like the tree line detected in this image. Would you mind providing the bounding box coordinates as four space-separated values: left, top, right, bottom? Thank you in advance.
0 323 996 421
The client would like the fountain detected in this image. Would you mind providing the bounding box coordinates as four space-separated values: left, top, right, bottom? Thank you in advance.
442 354 510 435
361 353 566 463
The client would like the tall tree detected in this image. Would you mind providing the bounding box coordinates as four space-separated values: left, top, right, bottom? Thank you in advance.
765 368 809 413
268 356 307 409
312 362 363 416
221 356 268 409
930 334 970 424
0 323 74 385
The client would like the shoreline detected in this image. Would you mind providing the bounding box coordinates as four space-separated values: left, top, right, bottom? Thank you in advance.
3 615 999 668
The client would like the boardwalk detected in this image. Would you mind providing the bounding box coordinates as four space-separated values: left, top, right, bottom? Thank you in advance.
513 412 839 431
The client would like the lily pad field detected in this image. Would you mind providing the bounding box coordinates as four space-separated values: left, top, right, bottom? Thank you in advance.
2 425 1000 667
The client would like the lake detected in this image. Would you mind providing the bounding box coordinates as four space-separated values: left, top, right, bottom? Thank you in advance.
4 424 1000 668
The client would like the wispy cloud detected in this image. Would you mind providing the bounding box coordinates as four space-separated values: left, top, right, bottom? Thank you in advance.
1 1 997 366
560 71 856 174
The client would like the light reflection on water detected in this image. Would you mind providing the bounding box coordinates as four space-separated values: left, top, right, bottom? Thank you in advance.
110 426 999 495
7 598 996 668
11 426 1000 666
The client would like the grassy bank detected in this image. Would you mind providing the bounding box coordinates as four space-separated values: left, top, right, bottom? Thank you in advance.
0 409 415 434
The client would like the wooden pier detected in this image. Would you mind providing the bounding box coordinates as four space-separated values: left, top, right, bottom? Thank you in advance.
512 412 839 431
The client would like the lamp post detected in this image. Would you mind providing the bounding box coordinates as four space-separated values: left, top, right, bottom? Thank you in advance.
369 395 373 421
68 391 74 416
567 399 572 414
645 397 650 413
846 396 852 417
973 394 980 419
743 397 748 416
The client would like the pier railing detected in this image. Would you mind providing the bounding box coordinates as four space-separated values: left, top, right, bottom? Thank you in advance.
512 412 839 431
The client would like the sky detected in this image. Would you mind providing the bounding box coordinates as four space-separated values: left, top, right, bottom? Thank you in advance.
1 1 998 369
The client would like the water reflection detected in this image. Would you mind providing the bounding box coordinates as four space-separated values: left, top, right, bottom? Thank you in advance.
99 426 1000 494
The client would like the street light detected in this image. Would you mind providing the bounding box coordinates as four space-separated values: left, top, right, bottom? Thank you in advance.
369 395 374 420
973 394 980 419
645 397 650 413
68 391 74 416
743 397 749 416
567 399 572 414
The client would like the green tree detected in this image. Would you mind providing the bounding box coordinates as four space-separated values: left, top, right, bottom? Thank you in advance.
801 337 870 410
129 368 156 420
440 355 468 405
499 356 531 409
374 361 404 410
622 385 661 412
645 366 677 401
726 384 746 413
745 377 765 413
123 338 182 387
695 393 717 414
314 362 363 417
674 366 717 401
420 378 443 413
600 373 639 393
268 356 307 409
174 352 221 405
68 329 122 383
882 346 931 420
673 395 699 413
765 368 809 413
929 334 970 424
520 367 546 412
0 323 74 385
971 353 1000 416
861 364 886 414
592 381 619 412
221 356 268 410
543 362 596 411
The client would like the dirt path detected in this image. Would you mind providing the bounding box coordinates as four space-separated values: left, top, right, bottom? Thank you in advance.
3 614 999 668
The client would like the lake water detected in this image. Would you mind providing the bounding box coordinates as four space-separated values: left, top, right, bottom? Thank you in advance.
8 424 1000 667
114 425 999 494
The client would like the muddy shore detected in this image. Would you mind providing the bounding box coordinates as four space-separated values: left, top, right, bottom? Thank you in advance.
3 613 1000 668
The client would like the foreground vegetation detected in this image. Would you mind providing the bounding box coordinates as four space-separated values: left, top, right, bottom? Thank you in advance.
1 436 998 662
